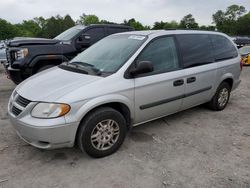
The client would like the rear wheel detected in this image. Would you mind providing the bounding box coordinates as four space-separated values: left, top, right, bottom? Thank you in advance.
77 107 127 158
208 82 231 111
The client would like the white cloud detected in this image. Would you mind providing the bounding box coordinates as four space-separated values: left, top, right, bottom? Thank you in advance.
0 0 249 26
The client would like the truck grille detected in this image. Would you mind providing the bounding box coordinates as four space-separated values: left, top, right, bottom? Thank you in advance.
10 92 31 117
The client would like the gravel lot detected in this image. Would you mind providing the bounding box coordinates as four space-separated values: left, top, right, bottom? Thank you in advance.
0 65 250 188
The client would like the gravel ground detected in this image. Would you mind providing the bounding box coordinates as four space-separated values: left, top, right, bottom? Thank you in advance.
0 65 250 188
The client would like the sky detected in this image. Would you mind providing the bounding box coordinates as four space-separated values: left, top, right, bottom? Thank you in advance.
0 0 250 26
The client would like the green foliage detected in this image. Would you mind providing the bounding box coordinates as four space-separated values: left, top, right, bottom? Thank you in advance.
0 5 249 41
123 18 148 30
0 19 19 40
78 14 100 25
212 4 248 35
179 14 199 29
152 20 179 30
236 12 250 36
40 15 75 38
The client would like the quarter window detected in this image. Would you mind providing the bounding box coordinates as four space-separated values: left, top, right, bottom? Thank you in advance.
210 35 238 61
176 34 214 68
136 37 179 74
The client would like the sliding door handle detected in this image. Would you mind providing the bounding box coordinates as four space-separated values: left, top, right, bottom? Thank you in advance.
187 77 196 83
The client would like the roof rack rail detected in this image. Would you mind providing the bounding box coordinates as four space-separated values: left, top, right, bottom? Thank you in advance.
164 28 177 30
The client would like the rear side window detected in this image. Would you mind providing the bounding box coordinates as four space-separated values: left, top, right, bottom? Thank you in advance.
210 35 238 61
176 34 214 68
107 27 129 35
136 36 179 74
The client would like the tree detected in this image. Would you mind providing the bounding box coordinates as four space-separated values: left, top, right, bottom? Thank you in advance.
152 21 165 29
212 5 247 35
225 5 246 21
164 21 179 29
63 15 75 30
0 19 19 40
236 12 250 36
124 18 147 30
179 14 199 29
78 14 100 25
15 20 41 37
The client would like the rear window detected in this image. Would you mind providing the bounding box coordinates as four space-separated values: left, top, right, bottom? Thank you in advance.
176 34 214 68
210 35 238 61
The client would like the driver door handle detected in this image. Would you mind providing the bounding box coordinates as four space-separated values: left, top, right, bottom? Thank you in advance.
173 79 184 87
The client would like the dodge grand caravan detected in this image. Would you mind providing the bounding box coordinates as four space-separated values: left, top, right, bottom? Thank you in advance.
8 30 241 158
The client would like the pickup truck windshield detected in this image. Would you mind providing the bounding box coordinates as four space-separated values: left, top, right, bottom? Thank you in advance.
70 34 147 73
54 26 85 41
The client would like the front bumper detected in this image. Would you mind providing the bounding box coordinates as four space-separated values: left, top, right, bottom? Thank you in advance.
9 113 79 149
3 62 23 84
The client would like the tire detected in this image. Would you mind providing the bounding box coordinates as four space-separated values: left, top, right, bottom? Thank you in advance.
77 107 127 158
208 82 231 111
37 65 55 73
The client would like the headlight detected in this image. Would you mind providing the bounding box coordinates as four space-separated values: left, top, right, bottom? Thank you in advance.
31 103 70 118
15 48 28 60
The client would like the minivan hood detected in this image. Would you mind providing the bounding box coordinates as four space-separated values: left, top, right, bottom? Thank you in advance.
16 67 101 102
8 37 60 47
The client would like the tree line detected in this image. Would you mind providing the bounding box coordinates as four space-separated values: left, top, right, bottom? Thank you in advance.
0 4 249 40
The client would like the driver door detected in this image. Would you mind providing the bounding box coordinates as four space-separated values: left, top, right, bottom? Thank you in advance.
133 36 185 124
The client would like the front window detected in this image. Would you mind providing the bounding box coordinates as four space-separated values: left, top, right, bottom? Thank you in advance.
69 34 147 73
54 25 85 41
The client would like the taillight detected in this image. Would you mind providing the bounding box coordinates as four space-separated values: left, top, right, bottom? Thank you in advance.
240 59 243 71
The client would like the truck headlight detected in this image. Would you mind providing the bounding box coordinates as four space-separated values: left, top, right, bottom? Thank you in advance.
15 48 28 60
31 103 70 118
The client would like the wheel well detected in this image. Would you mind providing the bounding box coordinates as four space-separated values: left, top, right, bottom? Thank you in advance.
222 78 233 90
79 102 131 129
74 102 132 146
33 59 63 74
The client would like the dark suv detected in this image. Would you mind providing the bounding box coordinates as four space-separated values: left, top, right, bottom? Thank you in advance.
4 24 133 84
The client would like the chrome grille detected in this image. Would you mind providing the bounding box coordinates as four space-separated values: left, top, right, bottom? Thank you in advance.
10 92 31 117
11 106 22 116
16 95 31 107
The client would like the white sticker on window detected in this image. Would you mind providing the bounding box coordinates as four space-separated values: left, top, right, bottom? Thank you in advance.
128 35 145 40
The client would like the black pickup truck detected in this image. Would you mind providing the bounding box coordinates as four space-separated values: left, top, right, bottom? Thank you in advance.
3 24 133 84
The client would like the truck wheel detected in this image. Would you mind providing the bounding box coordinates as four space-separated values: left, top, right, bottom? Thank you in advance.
77 107 127 158
37 65 55 73
208 82 231 111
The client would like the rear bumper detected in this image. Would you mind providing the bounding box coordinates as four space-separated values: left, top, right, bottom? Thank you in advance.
9 114 79 149
232 79 241 91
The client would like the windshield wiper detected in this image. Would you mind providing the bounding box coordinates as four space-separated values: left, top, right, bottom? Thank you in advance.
70 61 102 75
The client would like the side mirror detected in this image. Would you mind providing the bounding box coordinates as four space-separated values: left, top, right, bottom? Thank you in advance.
130 61 154 76
77 34 91 47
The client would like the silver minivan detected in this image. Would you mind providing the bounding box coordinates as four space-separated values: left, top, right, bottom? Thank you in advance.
8 30 241 158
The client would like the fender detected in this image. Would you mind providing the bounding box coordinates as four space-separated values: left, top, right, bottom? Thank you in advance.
66 94 134 124
219 73 234 86
29 55 69 68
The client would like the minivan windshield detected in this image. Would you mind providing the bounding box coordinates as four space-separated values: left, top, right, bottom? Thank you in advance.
70 34 147 73
54 25 85 41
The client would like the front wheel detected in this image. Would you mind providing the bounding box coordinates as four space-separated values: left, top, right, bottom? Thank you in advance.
77 107 127 158
208 82 231 111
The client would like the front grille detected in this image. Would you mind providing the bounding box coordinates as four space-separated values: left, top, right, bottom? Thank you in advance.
16 95 31 107
12 105 22 116
10 93 32 117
